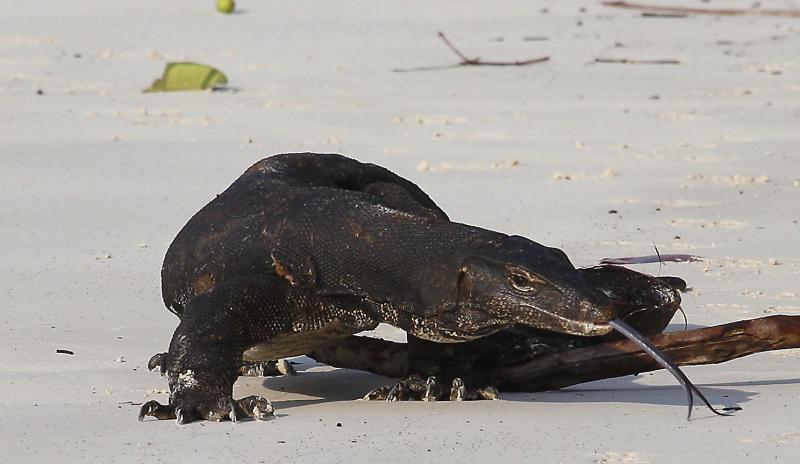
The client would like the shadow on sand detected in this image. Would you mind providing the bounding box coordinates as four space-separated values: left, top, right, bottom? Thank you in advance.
259 357 800 413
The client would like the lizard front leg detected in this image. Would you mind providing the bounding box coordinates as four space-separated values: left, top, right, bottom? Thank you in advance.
140 276 285 424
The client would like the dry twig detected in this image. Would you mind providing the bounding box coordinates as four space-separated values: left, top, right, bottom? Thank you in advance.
641 12 688 18
595 57 681 65
393 32 549 72
437 32 550 66
603 1 800 18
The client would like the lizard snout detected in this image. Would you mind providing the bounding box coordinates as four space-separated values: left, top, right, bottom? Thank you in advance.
564 300 617 336
545 299 615 336
573 300 616 336
519 298 615 337
578 299 617 325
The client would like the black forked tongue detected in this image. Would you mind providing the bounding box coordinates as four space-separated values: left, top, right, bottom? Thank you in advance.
609 319 737 420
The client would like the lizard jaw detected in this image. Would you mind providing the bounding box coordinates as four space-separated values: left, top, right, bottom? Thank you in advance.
519 304 613 336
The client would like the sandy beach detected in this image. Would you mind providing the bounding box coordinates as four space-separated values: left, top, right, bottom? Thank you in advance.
2 0 799 462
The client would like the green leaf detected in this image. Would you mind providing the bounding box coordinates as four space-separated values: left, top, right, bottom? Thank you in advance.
144 62 228 93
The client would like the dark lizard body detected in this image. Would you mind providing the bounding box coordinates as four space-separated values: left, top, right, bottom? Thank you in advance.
140 153 679 423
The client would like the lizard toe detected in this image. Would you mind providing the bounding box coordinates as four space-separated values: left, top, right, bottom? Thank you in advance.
363 375 435 401
147 352 169 376
362 385 391 401
175 407 190 425
138 400 176 421
450 378 466 401
386 381 409 401
237 395 275 421
449 378 501 401
362 376 499 402
423 376 441 402
205 398 238 422
478 386 501 400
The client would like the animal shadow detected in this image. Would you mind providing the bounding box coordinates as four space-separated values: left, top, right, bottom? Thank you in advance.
255 357 799 414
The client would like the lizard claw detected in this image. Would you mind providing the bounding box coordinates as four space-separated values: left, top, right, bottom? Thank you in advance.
227 398 238 422
362 386 387 401
386 382 408 401
423 376 439 402
479 386 501 400
175 407 190 425
450 378 466 401
362 382 410 401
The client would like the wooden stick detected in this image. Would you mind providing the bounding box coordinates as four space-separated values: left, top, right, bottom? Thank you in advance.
641 12 688 18
493 315 800 391
603 1 800 18
600 253 701 264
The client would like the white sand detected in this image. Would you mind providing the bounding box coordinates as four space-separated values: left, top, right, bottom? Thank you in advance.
2 0 800 462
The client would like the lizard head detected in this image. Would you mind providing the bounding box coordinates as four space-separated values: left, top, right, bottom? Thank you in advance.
441 235 615 340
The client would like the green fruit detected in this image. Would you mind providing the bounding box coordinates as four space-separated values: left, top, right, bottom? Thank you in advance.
216 0 235 14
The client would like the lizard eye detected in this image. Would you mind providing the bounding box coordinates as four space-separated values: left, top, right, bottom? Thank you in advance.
509 270 539 292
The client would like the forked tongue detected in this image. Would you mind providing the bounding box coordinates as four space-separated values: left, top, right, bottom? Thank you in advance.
608 318 738 420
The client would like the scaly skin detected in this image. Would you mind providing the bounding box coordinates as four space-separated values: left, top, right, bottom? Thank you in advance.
141 153 664 423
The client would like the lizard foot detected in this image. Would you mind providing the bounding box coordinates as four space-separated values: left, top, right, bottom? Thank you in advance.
239 359 297 377
363 375 500 401
138 395 274 424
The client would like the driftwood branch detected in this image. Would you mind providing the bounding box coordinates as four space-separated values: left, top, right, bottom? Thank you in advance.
603 1 800 18
494 315 800 391
313 315 800 391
